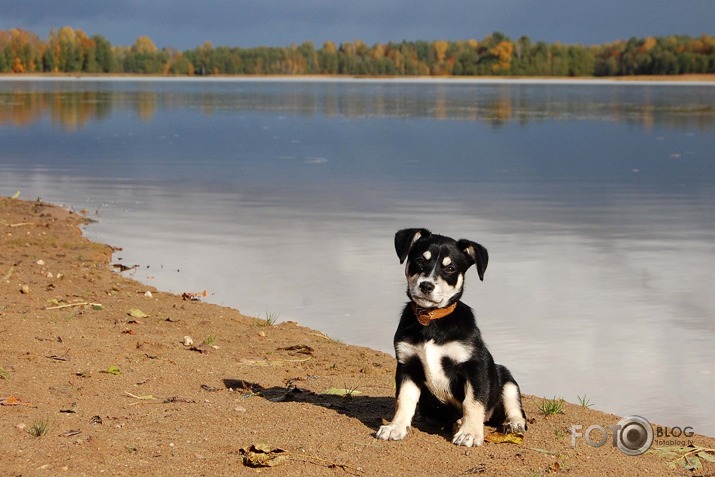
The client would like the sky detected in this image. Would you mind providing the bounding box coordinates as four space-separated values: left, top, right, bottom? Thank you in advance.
0 0 713 50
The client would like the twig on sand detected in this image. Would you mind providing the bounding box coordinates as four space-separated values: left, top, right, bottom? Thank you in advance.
292 454 364 475
45 302 102 310
1 221 34 227
125 392 158 405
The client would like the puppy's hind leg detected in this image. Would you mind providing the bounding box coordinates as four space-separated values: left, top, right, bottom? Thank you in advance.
376 379 421 441
501 381 527 433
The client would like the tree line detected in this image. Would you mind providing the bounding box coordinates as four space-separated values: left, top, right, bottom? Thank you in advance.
1 27 714 77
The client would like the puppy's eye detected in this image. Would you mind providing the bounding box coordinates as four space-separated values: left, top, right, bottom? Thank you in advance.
414 257 425 268
444 265 456 274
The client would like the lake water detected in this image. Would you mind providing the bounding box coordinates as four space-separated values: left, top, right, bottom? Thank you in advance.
1 77 714 436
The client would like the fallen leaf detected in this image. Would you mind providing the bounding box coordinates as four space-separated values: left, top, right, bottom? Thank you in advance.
102 366 121 375
0 396 33 406
239 357 312 367
128 309 149 319
181 291 203 301
240 443 290 468
113 263 138 272
1 266 14 281
60 429 82 437
125 392 157 401
699 451 715 463
278 344 314 355
485 432 524 445
683 455 702 470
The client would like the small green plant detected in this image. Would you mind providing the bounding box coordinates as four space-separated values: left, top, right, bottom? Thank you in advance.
261 311 279 326
204 335 217 346
538 396 565 416
323 384 362 398
577 394 593 408
27 418 52 437
0 366 9 380
102 365 121 375
343 384 361 398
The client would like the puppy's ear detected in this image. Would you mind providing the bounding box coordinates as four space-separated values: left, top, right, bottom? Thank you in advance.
395 228 431 264
457 239 489 281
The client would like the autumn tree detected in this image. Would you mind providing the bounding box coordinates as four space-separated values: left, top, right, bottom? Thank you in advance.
488 40 514 74
0 29 43 73
124 36 165 73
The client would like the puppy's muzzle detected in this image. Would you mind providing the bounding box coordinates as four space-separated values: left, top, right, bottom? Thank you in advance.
419 281 435 294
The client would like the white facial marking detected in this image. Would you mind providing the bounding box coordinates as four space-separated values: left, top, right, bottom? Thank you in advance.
395 340 473 406
455 273 464 292
442 256 452 266
422 250 432 260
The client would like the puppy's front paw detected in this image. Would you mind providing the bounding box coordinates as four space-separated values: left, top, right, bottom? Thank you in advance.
452 423 484 447
376 423 409 441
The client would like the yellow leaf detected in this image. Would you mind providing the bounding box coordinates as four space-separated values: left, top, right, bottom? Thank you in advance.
241 443 289 467
485 432 524 445
128 308 149 318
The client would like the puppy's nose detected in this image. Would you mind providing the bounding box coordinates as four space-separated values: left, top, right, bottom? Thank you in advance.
419 281 435 294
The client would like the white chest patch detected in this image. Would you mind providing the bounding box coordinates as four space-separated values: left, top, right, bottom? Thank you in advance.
396 340 473 405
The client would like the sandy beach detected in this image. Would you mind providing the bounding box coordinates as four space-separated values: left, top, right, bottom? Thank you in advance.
1 196 713 476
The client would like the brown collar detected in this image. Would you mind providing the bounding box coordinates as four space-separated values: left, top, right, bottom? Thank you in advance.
412 302 457 326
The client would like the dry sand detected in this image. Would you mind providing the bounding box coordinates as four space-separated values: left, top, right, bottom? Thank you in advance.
1 197 713 476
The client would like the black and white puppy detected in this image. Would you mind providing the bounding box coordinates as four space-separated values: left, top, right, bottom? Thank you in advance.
376 228 526 447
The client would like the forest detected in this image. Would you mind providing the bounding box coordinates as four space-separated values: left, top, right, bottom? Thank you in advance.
1 27 714 77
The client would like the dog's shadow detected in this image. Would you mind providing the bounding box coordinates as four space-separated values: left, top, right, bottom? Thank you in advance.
223 378 392 431
222 378 446 438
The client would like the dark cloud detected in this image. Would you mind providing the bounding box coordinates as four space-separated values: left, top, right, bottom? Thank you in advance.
0 0 712 49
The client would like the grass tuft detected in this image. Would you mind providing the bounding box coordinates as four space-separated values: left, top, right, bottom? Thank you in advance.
261 311 279 326
26 418 52 437
577 394 593 408
537 396 565 416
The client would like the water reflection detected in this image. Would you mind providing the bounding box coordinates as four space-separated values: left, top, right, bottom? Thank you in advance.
1 78 714 130
0 79 714 436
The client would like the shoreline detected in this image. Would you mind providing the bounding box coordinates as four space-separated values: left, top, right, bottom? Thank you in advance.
1 196 714 476
1 73 715 86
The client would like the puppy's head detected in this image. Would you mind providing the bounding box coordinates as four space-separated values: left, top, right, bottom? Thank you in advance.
395 228 488 309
